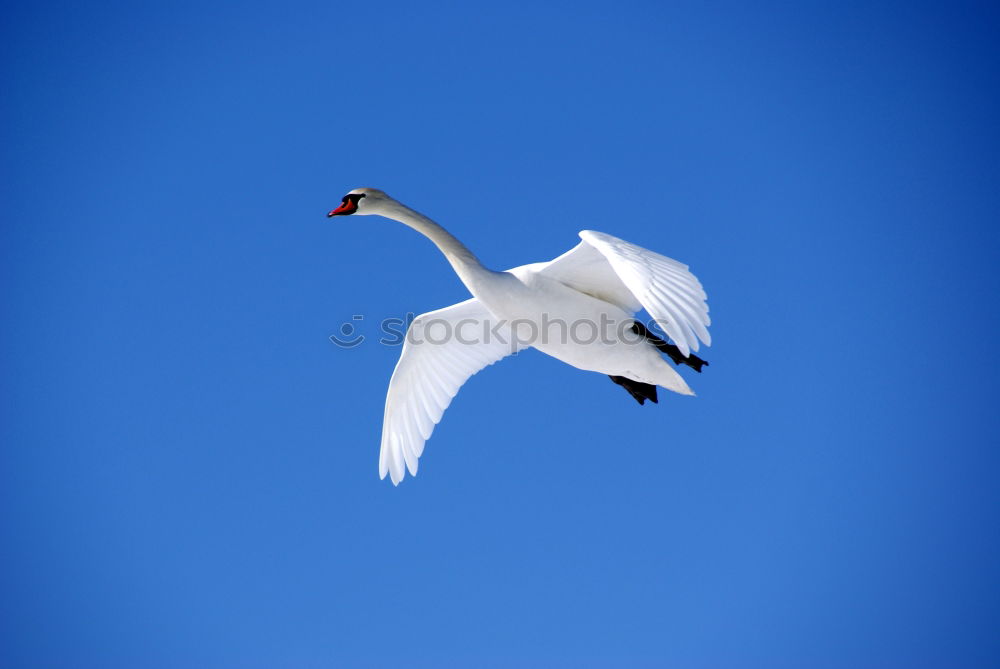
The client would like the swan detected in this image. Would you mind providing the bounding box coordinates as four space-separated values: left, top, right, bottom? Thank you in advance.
328 188 711 485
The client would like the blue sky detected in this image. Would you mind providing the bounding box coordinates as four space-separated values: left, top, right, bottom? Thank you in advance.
2 1 999 667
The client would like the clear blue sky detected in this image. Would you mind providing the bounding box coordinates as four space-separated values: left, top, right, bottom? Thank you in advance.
3 1 999 667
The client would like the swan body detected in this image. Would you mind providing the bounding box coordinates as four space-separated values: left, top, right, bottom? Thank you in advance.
328 188 711 484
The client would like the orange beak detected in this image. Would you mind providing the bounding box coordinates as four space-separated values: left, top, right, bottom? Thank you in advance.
327 199 358 217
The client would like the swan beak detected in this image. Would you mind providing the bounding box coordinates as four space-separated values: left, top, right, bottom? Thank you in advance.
327 201 357 217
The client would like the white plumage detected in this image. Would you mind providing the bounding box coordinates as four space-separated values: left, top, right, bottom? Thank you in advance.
328 188 711 485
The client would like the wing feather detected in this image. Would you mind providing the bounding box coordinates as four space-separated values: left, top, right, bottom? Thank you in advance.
379 298 518 484
538 230 711 358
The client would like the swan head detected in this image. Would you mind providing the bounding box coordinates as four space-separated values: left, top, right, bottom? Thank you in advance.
327 188 391 218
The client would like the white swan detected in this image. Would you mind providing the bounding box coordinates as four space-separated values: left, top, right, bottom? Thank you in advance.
328 188 711 485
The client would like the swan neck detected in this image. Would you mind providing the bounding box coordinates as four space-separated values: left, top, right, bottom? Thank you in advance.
383 201 493 285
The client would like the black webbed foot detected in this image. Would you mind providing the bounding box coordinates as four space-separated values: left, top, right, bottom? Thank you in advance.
609 375 659 405
630 322 709 372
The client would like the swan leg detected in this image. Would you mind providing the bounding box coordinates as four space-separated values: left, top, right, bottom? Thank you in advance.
609 375 659 405
631 322 709 372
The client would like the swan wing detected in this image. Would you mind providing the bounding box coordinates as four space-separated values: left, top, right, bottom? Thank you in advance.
539 230 711 357
380 298 519 485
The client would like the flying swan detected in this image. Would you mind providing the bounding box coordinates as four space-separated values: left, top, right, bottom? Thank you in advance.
328 188 711 484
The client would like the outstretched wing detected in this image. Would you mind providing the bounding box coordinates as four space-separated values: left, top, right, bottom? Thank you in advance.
539 230 711 357
380 298 519 485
